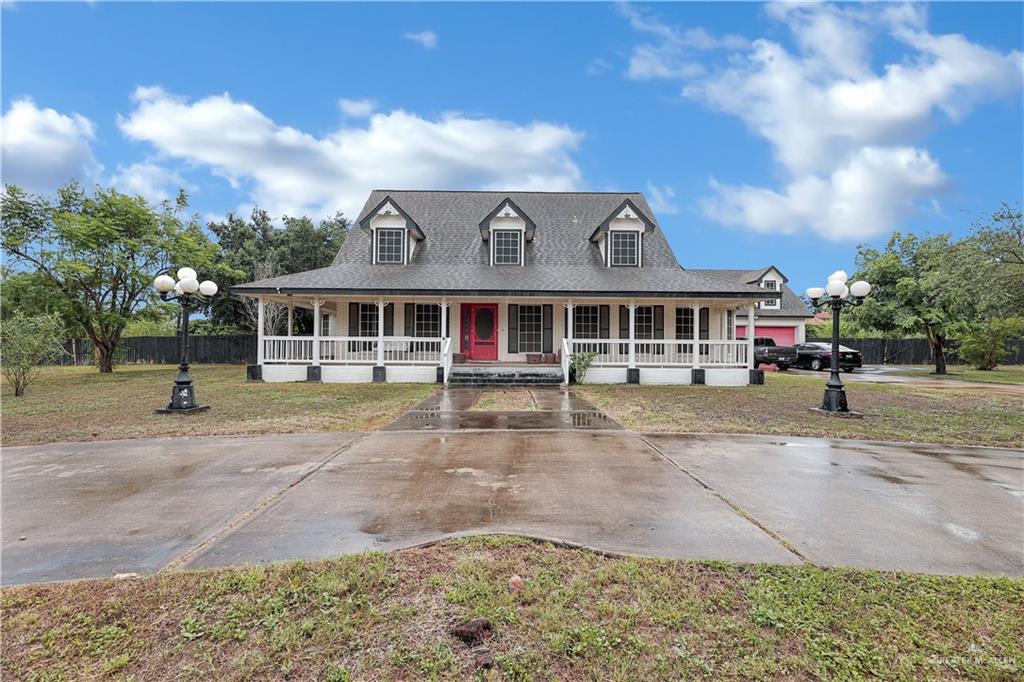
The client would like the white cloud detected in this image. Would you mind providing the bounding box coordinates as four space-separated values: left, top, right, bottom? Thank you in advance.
117 86 583 219
404 30 438 49
0 98 100 193
586 58 612 76
619 2 746 82
338 98 376 118
622 2 1024 240
109 161 187 204
645 182 679 215
702 147 949 241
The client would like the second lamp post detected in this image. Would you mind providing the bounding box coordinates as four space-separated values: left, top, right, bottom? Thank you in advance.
806 271 871 416
153 267 218 414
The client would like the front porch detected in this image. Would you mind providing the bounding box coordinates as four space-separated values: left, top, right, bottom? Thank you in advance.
248 295 761 386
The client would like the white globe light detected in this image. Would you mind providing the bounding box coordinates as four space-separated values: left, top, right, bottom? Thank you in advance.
199 280 218 296
179 277 200 294
173 281 183 294
828 269 849 284
806 287 826 299
839 285 850 299
176 267 197 282
826 279 846 297
850 280 871 298
153 274 175 293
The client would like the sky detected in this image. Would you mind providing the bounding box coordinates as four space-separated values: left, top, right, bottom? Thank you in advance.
2 1 1022 294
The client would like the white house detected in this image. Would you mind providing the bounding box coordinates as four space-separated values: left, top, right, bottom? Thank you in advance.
232 190 798 386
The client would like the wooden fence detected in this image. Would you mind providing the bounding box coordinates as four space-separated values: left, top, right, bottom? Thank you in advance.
59 335 256 366
54 335 1024 367
835 338 1024 366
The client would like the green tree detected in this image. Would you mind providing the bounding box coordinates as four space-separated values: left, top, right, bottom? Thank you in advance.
1 311 67 396
852 233 976 374
969 204 1024 317
1 183 218 372
206 208 347 333
958 316 1024 370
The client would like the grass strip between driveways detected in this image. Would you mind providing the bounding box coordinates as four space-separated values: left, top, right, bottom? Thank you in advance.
2 536 1021 681
1 364 435 447
878 365 1024 385
579 373 1024 449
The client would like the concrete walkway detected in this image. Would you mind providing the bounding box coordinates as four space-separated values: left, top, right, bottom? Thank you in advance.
2 387 1021 585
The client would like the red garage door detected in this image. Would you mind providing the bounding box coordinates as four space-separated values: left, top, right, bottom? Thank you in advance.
737 326 796 346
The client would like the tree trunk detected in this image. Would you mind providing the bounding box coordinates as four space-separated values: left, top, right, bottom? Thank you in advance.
95 342 116 373
931 334 947 375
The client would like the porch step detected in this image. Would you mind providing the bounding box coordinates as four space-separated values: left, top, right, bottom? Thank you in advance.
448 366 563 386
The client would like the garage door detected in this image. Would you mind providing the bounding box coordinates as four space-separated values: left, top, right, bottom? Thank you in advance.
753 326 795 346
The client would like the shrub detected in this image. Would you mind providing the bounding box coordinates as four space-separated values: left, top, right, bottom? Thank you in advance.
569 351 598 384
1 311 67 396
958 317 1024 370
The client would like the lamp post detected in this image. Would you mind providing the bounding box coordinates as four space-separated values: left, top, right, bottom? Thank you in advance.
152 268 218 414
806 271 871 416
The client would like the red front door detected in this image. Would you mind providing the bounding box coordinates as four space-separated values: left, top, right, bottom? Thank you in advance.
462 304 498 360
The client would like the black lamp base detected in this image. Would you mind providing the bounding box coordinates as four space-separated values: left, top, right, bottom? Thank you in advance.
155 405 210 415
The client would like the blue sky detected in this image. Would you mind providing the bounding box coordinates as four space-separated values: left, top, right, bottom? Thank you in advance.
3 1 1022 293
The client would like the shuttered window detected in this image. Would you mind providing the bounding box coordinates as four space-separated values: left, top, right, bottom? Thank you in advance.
574 305 600 339
518 305 543 353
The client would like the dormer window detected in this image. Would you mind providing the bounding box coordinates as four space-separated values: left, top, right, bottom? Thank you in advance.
376 228 405 264
610 231 638 267
493 230 521 265
759 278 780 309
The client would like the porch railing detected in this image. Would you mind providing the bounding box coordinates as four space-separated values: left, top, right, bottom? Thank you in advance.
264 335 445 365
566 339 748 368
263 336 314 363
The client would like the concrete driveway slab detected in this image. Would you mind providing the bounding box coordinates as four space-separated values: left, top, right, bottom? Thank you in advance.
186 430 798 569
646 433 1024 576
1 433 362 585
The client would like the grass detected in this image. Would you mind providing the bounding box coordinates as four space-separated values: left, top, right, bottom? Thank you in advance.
470 389 538 412
580 373 1024 448
881 365 1024 385
2 536 1021 681
1 364 434 447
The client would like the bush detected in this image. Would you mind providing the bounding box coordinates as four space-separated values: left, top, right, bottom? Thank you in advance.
569 351 597 384
1 311 67 396
958 317 1024 370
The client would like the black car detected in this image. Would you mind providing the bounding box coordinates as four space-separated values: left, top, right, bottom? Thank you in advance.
794 342 863 372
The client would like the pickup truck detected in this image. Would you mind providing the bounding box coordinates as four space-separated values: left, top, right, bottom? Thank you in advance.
750 336 798 370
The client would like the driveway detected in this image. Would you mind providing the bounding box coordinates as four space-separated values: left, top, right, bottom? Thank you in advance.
789 366 1024 397
3 387 1021 584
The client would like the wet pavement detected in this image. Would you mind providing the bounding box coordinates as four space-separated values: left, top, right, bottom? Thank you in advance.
384 387 622 431
788 367 1024 397
2 388 1021 584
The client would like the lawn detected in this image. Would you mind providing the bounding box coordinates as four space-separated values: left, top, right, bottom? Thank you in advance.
580 373 1024 448
1 364 434 447
2 536 1020 681
470 389 539 412
881 365 1024 385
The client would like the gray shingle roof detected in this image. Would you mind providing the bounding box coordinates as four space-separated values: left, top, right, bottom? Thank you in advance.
233 190 775 299
687 267 813 317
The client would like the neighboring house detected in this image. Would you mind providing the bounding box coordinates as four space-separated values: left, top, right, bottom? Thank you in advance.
687 266 813 346
232 190 777 386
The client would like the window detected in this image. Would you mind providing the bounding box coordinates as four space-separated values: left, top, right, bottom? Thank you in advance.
761 279 780 308
358 303 378 337
518 305 543 353
726 310 734 340
574 305 600 339
610 231 638 266
634 306 654 339
376 228 404 264
675 308 694 339
321 314 330 336
493 230 521 265
414 303 440 338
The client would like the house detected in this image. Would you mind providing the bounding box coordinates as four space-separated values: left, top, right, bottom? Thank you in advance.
232 190 782 386
688 267 813 346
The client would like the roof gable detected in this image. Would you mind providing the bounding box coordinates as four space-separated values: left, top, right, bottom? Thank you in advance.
589 198 657 241
357 195 425 239
478 197 537 241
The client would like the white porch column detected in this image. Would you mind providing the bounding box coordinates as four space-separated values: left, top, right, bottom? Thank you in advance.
565 299 574 348
257 296 265 364
439 297 447 339
691 303 701 369
376 297 385 366
628 301 636 369
287 304 294 337
747 304 756 369
312 298 322 366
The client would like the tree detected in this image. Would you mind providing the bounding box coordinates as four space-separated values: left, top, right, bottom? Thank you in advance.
958 317 1024 370
852 233 976 374
206 208 347 333
1 183 218 372
1 311 67 396
969 204 1024 317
